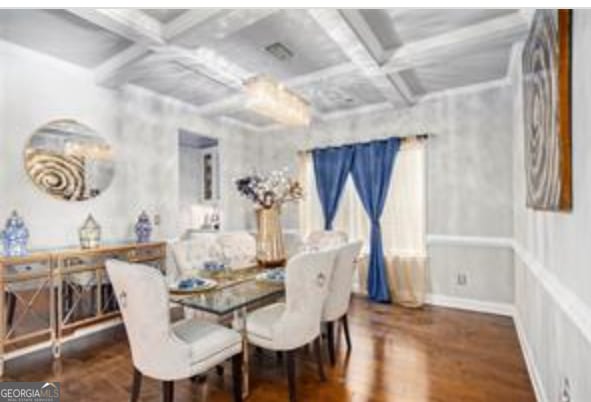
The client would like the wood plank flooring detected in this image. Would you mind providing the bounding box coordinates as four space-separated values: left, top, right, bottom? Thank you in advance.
2 297 535 402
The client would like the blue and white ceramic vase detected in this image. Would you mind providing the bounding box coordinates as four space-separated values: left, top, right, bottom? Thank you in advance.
1 211 29 257
134 211 152 243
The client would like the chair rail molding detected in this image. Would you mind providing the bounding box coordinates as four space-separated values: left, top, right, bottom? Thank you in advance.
426 234 514 248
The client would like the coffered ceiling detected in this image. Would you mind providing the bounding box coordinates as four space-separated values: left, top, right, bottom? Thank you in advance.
0 9 531 131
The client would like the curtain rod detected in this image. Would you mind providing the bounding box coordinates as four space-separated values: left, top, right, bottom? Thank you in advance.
297 133 430 154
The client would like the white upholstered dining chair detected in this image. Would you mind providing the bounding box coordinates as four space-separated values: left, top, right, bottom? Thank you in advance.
106 259 243 402
305 230 348 250
239 248 338 402
322 241 363 365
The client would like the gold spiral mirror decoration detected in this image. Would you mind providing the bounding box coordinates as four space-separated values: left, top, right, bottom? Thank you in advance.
24 119 115 201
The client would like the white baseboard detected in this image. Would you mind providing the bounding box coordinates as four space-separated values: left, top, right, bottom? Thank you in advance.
425 293 515 317
513 309 548 402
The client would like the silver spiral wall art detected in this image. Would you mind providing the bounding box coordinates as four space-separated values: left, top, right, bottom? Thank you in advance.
522 9 572 211
24 120 115 202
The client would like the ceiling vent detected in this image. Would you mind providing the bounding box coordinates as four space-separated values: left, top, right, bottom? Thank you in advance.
264 42 294 61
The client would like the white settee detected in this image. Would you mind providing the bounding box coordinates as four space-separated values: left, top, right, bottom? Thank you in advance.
170 231 255 277
170 230 306 278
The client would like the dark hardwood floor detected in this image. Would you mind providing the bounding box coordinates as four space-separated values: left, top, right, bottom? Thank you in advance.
2 297 535 401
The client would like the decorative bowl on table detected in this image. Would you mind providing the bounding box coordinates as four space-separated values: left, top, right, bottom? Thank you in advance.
255 268 286 284
169 277 217 293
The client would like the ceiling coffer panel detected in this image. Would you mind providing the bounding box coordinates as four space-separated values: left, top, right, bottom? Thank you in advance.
141 9 188 23
296 72 387 114
361 9 517 51
0 10 132 68
207 10 350 81
408 43 512 93
127 54 236 106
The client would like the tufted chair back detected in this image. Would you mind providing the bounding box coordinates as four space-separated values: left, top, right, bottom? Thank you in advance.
106 260 192 380
271 248 337 350
322 241 363 322
306 230 348 250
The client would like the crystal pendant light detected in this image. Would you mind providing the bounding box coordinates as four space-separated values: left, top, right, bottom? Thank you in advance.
244 75 311 126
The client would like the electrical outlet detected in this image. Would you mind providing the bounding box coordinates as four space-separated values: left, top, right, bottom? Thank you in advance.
561 377 571 402
457 273 468 286
153 214 161 226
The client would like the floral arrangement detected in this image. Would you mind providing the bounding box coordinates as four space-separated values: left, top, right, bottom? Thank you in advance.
235 168 303 209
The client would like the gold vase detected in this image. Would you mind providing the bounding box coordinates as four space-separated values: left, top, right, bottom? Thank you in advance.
256 205 286 268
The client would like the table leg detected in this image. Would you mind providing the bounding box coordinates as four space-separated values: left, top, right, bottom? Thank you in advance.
234 307 249 398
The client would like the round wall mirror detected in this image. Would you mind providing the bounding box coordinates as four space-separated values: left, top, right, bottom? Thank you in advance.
24 119 115 201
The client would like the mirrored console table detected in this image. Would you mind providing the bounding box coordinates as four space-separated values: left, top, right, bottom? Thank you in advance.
0 241 166 376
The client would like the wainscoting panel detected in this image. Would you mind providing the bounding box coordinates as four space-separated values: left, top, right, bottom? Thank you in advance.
426 235 514 305
514 241 591 402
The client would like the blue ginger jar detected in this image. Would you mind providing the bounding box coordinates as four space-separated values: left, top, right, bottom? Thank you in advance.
1 211 29 257
135 211 152 243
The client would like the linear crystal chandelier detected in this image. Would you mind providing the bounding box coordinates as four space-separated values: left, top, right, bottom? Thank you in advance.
244 75 311 126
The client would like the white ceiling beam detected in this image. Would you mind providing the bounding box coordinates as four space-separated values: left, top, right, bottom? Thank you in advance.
320 102 393 122
92 9 276 89
307 9 412 107
169 9 278 45
95 44 151 87
70 8 165 87
341 9 416 105
340 9 384 62
382 13 530 73
67 9 164 46
163 9 224 40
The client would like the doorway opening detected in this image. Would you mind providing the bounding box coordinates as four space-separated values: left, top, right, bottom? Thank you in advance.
178 129 220 235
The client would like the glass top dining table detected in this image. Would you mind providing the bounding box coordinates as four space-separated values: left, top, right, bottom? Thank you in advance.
168 265 285 398
169 266 285 316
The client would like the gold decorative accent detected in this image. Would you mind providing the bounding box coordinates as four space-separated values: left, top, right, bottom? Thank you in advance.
255 206 286 268
24 119 115 202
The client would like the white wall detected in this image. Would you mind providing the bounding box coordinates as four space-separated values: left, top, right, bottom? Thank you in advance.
511 10 591 402
260 82 515 306
0 39 256 249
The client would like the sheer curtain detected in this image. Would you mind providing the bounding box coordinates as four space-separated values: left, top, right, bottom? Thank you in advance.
299 138 427 306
